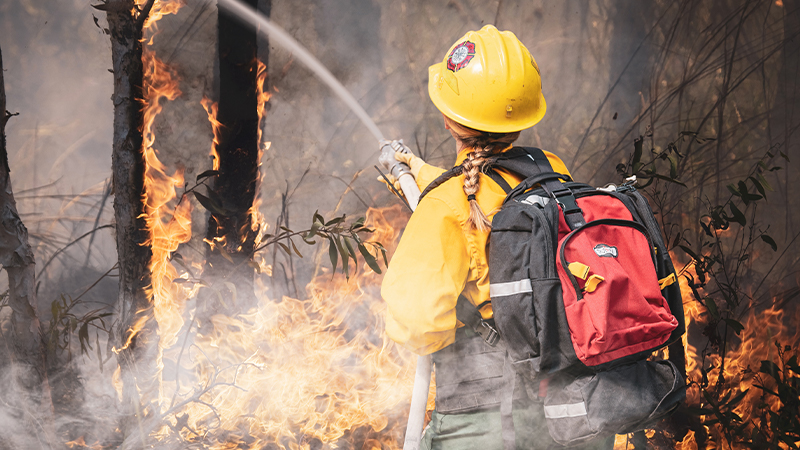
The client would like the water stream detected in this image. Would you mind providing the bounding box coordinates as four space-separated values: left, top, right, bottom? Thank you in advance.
214 0 386 142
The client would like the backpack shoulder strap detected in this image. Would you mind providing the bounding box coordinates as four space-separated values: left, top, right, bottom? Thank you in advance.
419 166 463 200
419 146 556 201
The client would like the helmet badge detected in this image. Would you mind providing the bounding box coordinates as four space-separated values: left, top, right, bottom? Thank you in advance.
446 41 476 72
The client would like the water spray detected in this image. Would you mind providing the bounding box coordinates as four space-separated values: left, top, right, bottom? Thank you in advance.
210 1 428 448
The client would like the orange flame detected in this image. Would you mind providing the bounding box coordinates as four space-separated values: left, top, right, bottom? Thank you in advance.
155 206 418 449
631 252 800 449
200 96 221 171
140 49 193 353
135 0 186 38
122 2 422 446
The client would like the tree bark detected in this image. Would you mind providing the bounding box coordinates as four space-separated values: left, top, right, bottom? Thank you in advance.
202 0 268 312
103 0 158 435
0 46 58 449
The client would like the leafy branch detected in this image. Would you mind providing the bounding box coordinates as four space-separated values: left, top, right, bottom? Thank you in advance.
254 211 387 280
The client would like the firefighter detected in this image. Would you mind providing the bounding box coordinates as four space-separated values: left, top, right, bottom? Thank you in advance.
380 25 614 450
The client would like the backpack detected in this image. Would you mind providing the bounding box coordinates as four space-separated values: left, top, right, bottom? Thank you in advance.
419 147 686 447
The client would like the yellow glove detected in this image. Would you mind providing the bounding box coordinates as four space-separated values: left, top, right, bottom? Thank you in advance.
393 150 426 179
377 173 406 200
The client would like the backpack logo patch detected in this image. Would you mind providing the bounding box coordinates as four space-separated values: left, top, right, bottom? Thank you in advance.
593 244 618 258
447 41 476 72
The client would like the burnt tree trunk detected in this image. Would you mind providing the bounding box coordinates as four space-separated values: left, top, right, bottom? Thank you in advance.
102 0 157 437
202 0 269 312
0 46 58 448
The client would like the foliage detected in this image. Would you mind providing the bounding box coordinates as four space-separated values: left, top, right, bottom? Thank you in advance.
257 210 388 280
191 172 387 281
42 294 114 371
617 134 796 449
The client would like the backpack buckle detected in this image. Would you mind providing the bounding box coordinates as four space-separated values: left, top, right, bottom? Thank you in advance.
551 188 582 215
478 319 501 347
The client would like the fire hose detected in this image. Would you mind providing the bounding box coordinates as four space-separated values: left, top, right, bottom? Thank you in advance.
378 142 429 450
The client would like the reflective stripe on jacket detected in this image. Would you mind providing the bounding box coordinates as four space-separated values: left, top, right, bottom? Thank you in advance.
381 147 571 355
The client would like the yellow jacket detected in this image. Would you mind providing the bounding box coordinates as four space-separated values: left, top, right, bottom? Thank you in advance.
381 147 570 355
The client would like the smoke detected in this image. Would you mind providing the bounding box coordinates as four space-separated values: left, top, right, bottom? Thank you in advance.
0 0 798 447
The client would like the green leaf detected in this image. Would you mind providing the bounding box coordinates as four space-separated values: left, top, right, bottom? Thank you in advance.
309 219 321 237
727 184 741 197
725 389 749 408
289 239 303 257
343 237 357 265
724 318 744 335
277 242 291 255
706 298 719 320
760 234 778 251
760 360 781 380
668 155 678 179
325 215 345 227
647 173 686 187
786 355 799 375
328 237 338 275
757 172 773 192
679 245 700 262
358 243 382 274
195 169 219 183
379 246 388 266
738 181 750 205
749 176 766 199
728 203 746 226
779 150 790 162
335 236 349 278
79 322 91 355
193 191 229 216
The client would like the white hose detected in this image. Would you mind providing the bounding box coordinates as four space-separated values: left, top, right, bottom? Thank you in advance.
397 174 421 211
403 354 431 450
396 177 428 450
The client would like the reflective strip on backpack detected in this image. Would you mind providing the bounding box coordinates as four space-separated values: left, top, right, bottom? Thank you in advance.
543 402 588 419
489 279 532 298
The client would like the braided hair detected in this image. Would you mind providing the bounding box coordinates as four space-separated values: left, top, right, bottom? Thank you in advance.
445 117 520 231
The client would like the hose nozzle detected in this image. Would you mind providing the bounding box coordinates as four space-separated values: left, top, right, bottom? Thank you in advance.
378 139 412 179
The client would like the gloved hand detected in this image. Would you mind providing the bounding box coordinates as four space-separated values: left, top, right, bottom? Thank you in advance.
376 173 406 200
379 139 427 178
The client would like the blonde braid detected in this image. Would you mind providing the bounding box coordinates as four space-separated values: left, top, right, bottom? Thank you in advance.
445 117 521 230
462 148 493 232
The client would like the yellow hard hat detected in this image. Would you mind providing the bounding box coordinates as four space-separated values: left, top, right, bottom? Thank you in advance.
428 25 546 133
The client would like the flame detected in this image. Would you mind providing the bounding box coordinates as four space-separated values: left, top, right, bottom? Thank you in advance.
113 0 192 418
653 252 800 449
248 60 270 261
135 0 185 38
157 206 417 449
65 436 103 450
200 96 221 171
140 48 193 364
120 2 422 446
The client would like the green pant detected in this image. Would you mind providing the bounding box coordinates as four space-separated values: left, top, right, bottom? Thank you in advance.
420 404 615 450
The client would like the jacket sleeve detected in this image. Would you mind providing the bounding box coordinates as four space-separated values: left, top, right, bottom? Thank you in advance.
381 196 469 355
